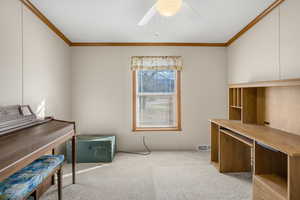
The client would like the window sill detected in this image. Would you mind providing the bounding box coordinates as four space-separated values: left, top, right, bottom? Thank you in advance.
133 127 182 132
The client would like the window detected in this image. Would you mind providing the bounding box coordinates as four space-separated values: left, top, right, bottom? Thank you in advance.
131 56 182 131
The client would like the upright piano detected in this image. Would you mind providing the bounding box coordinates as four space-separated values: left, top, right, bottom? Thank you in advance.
0 105 76 185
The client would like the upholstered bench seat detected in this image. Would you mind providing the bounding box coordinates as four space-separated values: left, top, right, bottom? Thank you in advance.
0 155 64 200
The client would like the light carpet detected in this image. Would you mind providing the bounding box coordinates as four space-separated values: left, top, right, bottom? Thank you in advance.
41 151 252 200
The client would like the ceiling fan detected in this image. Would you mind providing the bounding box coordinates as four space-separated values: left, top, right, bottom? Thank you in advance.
138 0 200 26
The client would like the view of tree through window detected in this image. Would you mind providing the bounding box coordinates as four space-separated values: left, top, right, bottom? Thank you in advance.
136 70 176 128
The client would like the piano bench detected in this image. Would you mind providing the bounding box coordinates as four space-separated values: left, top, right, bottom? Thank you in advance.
0 155 64 200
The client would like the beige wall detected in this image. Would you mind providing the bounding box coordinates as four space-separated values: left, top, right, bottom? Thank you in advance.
0 0 22 105
228 0 300 83
71 46 227 151
0 0 71 120
22 5 71 120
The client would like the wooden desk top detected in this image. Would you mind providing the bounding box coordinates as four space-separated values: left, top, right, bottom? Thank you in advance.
210 119 300 156
0 120 75 181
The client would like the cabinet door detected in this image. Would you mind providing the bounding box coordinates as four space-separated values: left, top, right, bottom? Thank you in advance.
228 8 280 84
280 0 300 79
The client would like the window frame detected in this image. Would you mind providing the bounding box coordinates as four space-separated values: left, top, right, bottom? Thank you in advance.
132 70 182 132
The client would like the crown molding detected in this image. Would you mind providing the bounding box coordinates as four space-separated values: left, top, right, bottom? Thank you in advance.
71 42 227 47
21 0 72 46
226 0 286 46
22 0 285 47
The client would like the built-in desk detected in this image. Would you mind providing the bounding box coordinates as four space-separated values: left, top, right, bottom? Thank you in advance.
210 119 300 200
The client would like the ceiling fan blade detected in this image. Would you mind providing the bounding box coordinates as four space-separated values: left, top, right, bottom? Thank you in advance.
138 4 157 26
182 1 201 17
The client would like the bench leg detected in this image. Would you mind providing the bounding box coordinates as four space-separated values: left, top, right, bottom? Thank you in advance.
57 168 63 200
29 191 38 200
72 136 76 184
34 191 39 200
52 149 56 185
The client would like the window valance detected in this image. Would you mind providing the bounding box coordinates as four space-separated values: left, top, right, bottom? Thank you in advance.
131 56 183 71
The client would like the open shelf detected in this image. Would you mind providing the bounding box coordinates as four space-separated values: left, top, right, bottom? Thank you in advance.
229 88 242 121
254 142 288 200
254 174 287 200
229 88 242 107
229 87 265 125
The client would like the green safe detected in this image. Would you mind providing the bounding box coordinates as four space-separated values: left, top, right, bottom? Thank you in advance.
66 135 116 163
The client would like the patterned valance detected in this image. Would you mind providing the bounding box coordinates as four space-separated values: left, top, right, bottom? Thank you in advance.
131 56 183 71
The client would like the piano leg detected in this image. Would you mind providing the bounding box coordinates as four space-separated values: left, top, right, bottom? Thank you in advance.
72 135 76 184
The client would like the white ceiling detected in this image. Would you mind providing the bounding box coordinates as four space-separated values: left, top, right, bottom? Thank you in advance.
30 0 276 43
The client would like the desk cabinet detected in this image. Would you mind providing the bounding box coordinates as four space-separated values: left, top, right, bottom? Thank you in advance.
210 119 300 200
211 79 300 200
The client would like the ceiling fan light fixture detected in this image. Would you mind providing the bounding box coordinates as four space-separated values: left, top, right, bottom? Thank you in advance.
156 0 182 17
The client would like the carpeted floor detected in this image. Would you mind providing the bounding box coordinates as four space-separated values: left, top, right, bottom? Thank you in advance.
41 151 252 200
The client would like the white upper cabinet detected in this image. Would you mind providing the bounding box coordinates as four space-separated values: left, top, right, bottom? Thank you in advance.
280 0 300 79
228 8 280 84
